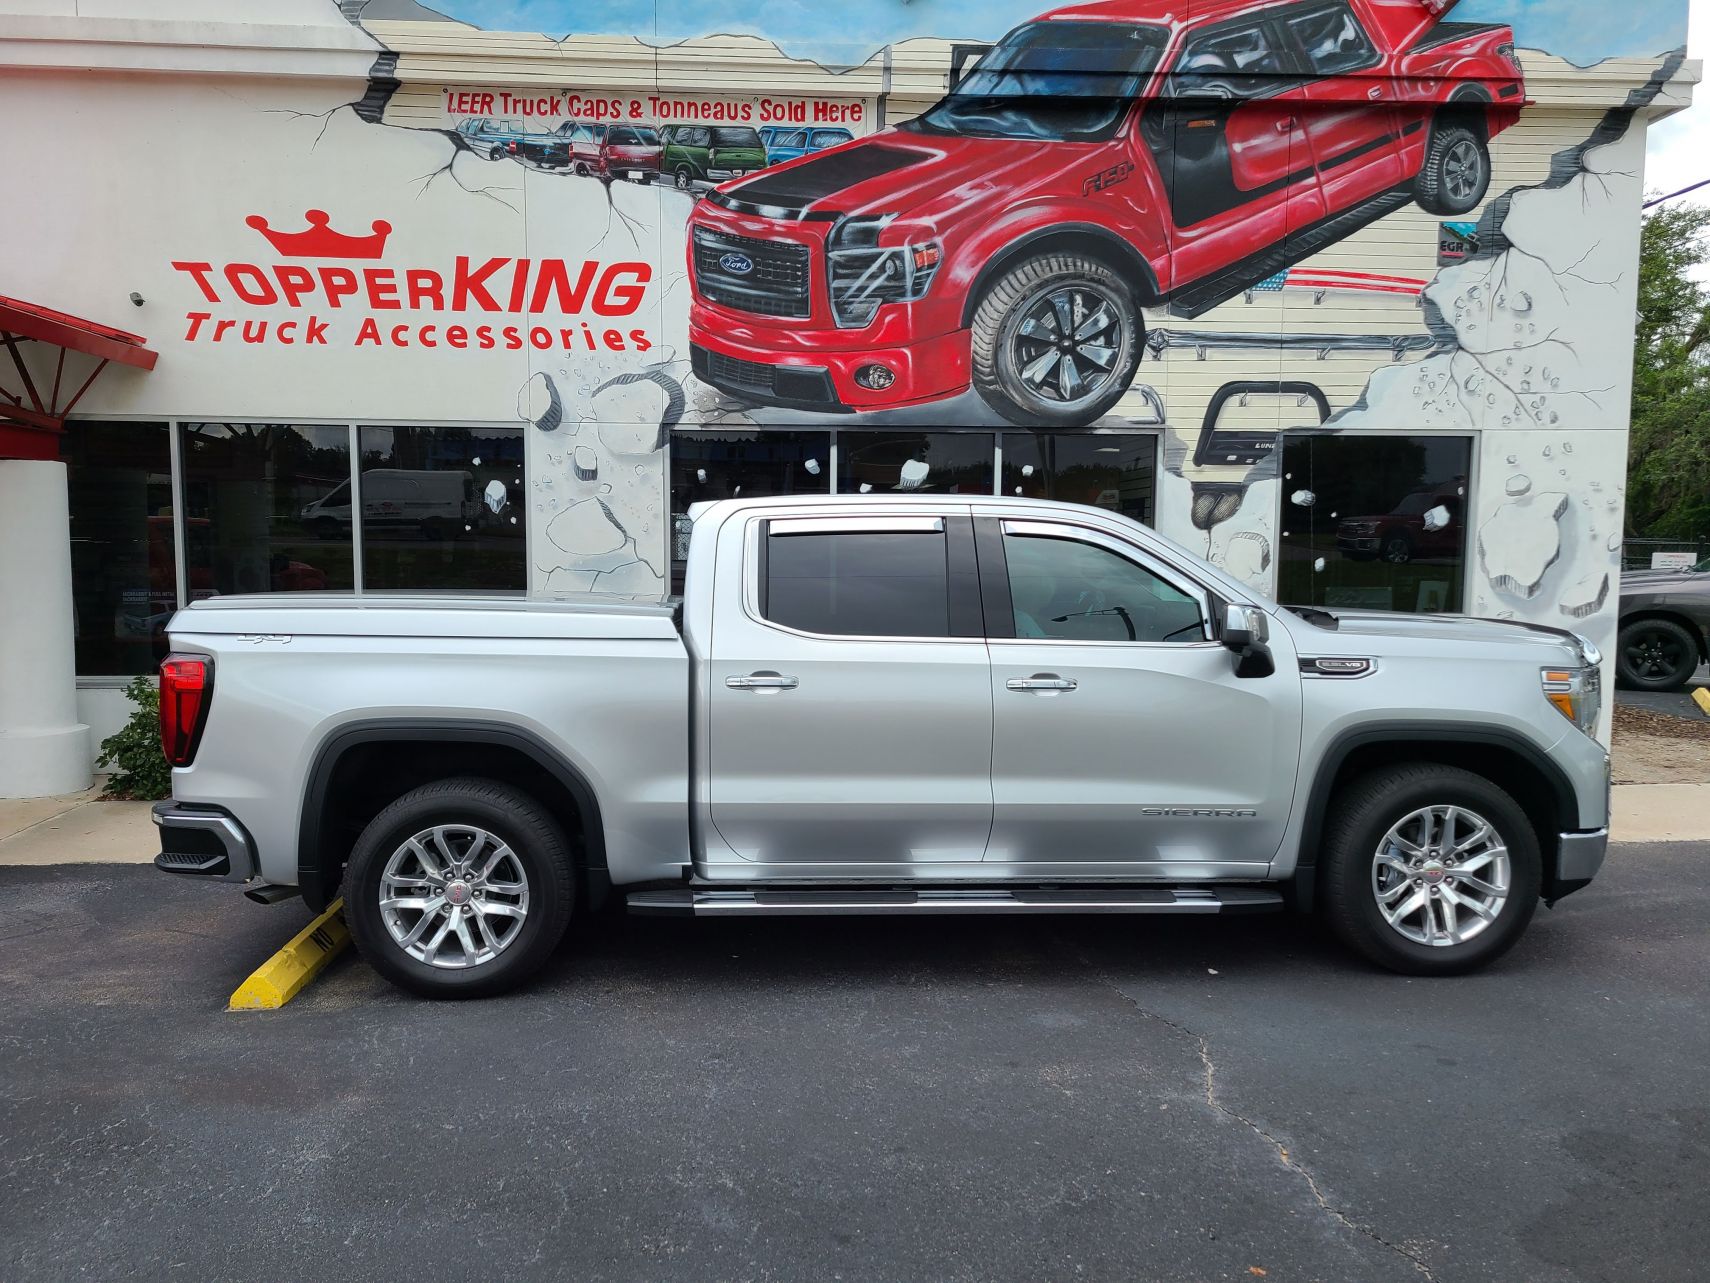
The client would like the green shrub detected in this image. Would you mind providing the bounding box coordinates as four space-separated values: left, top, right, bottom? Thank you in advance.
99 677 171 800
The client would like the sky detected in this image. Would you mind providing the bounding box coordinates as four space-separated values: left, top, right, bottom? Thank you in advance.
1645 0 1710 202
429 0 1689 67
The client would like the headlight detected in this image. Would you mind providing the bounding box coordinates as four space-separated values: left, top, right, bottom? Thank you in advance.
827 214 940 328
1542 664 1600 736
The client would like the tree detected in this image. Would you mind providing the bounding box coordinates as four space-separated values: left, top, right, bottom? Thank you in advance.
1628 202 1710 539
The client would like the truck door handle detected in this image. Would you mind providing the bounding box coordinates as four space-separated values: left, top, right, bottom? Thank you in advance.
1275 117 1298 133
1007 674 1078 692
1367 86 1384 100
726 672 799 690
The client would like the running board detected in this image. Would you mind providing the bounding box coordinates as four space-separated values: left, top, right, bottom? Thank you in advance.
626 886 1283 917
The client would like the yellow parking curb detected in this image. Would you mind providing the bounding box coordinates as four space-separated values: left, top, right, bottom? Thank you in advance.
228 899 350 1011
1692 687 1710 717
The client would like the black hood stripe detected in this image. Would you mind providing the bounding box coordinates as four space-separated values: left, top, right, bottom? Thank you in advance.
728 144 934 211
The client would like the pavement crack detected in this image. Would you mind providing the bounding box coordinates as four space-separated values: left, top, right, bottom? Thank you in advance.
1062 942 1439 1282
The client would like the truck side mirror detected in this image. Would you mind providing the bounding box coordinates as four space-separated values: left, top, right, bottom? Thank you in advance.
1221 604 1274 679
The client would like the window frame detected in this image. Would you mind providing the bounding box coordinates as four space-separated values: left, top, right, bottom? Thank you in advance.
1279 1 1381 80
742 511 983 644
982 516 1215 647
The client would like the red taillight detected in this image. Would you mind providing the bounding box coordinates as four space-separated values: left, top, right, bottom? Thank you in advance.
159 654 213 767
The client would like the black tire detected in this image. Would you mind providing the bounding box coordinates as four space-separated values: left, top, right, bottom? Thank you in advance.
970 251 1143 427
1320 764 1541 976
1616 616 1701 691
1414 119 1491 215
344 777 575 998
574 161 592 177
1381 533 1413 564
488 145 505 161
674 165 695 191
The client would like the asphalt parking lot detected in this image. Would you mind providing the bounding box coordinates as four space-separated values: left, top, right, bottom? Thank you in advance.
3 846 1706 1283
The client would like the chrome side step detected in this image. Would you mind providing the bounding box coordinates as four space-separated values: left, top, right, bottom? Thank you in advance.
627 886 1283 918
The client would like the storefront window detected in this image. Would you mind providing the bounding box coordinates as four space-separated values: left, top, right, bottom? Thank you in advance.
668 429 830 586
357 425 525 592
837 432 994 495
1001 432 1157 524
1276 434 1472 614
181 423 353 596
62 421 174 676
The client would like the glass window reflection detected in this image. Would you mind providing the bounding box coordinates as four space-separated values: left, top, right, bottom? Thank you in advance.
669 430 830 586
1001 432 1156 523
182 423 353 597
358 425 525 592
61 421 174 676
837 432 994 495
1277 434 1471 613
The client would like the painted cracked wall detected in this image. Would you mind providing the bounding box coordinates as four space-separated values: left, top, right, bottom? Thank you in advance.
0 0 1688 723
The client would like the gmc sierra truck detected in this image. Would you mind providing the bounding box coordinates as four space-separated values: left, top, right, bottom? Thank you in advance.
155 495 1609 998
688 0 1523 426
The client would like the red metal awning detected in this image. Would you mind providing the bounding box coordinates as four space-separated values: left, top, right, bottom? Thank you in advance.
0 294 158 460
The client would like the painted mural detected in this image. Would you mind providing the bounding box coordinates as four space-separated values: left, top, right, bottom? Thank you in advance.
5 0 1681 739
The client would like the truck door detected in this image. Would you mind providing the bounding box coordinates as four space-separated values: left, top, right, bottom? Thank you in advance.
1140 13 1325 290
978 515 1303 873
704 510 994 868
1279 1 1407 210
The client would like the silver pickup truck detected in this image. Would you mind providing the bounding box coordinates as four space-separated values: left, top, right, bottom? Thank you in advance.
154 495 1611 997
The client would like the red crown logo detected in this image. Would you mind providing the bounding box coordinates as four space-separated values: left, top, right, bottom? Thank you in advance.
245 210 392 259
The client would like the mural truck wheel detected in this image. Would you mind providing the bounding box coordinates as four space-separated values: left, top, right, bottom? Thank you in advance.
675 166 694 191
488 145 505 161
970 252 1141 428
1415 121 1491 216
1616 617 1700 691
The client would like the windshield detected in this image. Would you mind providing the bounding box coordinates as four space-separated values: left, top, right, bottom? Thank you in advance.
609 126 658 145
908 21 1167 142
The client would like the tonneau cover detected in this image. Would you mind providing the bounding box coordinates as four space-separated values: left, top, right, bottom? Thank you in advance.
170 592 683 642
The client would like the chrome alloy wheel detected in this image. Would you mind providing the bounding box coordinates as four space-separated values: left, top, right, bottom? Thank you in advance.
1010 284 1128 409
378 825 530 969
1443 138 1484 205
1370 805 1510 947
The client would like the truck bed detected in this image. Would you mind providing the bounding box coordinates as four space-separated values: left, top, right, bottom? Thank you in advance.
176 591 681 642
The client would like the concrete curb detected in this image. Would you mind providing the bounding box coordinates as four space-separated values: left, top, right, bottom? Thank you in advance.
1610 783 1710 844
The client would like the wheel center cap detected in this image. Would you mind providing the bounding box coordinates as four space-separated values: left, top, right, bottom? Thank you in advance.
446 880 472 906
1421 862 1447 885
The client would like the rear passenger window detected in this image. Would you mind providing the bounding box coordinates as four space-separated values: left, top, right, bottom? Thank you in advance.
763 524 949 637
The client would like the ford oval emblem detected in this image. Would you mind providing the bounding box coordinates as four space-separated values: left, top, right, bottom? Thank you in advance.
719 252 754 275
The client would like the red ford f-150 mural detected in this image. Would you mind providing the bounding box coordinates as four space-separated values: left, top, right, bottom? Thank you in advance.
687 0 1524 426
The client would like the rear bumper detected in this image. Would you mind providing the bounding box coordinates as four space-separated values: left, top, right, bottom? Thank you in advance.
1547 827 1607 902
153 802 256 883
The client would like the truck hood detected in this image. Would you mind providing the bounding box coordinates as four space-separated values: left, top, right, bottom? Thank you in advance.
1287 608 1589 661
715 128 1104 224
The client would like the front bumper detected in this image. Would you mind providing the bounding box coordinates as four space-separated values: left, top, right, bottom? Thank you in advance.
153 802 256 883
1547 827 1607 902
688 327 970 413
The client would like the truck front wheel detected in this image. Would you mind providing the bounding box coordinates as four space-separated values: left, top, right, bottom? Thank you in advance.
970 252 1142 428
1319 764 1540 976
344 777 575 998
1414 120 1491 216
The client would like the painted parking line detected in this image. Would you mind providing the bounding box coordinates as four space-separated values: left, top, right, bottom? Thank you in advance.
1692 688 1710 717
228 899 350 1011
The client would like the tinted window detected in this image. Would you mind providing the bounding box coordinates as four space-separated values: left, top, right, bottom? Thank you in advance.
61 421 174 675
1001 432 1156 524
712 127 763 147
358 425 524 592
765 528 949 637
1277 434 1471 613
1004 531 1203 643
1171 21 1290 98
778 130 809 147
837 431 994 495
1285 4 1378 76
182 422 354 596
810 129 852 146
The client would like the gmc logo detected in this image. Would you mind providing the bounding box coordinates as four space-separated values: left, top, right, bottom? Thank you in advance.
1082 160 1135 195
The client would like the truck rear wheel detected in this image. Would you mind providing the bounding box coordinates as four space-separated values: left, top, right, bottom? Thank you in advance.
970 251 1142 427
1414 120 1491 215
344 777 575 998
1319 764 1540 976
